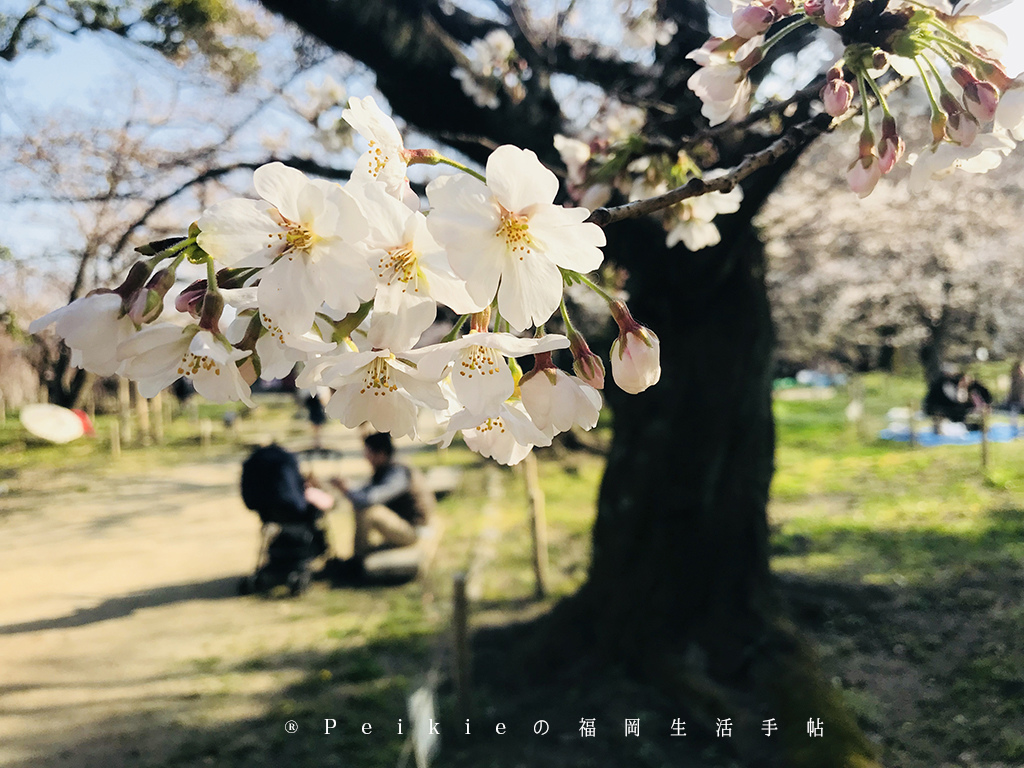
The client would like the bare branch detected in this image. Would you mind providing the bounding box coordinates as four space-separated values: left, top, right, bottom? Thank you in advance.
591 77 907 228
587 113 833 227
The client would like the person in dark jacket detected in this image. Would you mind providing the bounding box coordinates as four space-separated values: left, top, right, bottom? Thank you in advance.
924 371 992 431
330 433 434 559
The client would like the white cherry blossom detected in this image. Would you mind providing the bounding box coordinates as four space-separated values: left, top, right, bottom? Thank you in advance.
118 324 253 405
995 81 1024 140
426 145 606 331
519 360 602 436
29 292 135 376
317 346 450 439
442 398 552 466
687 61 751 126
342 96 414 203
908 132 1015 192
426 331 569 418
351 181 484 350
918 0 1012 57
197 162 375 338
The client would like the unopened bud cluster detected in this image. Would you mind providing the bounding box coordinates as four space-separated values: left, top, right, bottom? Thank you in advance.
686 0 1023 197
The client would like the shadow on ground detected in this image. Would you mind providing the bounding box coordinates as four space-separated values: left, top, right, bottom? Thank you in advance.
0 577 240 635
4 632 433 768
7 508 1024 768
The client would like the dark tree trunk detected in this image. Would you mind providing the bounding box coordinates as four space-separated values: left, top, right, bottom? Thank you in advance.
920 323 946 385
552 167 879 766
584 218 776 673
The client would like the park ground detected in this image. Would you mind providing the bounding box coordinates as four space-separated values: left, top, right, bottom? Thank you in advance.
2 372 1024 768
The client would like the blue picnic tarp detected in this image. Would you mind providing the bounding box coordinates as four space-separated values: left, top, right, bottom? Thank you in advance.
880 423 1019 446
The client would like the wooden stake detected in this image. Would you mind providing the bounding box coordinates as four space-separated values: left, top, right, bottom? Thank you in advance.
199 418 213 450
84 382 95 423
150 391 164 445
118 378 133 446
981 409 989 471
907 402 916 449
452 572 471 717
134 383 151 446
523 451 549 599
109 421 121 458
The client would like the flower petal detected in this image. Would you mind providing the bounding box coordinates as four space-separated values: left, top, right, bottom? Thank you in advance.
486 145 559 212
197 199 283 268
525 204 606 273
496 246 563 331
254 162 310 222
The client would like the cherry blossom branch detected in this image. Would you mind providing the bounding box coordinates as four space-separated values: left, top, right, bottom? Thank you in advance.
587 77 906 228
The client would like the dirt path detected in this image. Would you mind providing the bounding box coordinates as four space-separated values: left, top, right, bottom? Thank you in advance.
0 429 380 768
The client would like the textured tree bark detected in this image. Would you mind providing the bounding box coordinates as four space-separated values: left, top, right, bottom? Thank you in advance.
584 220 777 673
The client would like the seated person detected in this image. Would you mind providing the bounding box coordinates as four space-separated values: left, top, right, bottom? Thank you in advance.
330 432 435 566
924 372 992 430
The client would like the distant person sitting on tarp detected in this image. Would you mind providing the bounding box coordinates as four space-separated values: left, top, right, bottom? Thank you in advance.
329 432 435 575
1003 360 1024 430
924 371 992 431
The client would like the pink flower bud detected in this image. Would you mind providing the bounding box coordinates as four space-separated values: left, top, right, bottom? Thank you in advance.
772 0 795 17
732 5 775 39
804 0 824 17
946 110 979 147
821 78 854 117
963 80 999 123
847 154 881 198
127 289 164 325
823 0 853 27
609 301 661 395
113 261 152 301
175 280 207 317
877 116 904 175
939 94 969 145
569 333 605 390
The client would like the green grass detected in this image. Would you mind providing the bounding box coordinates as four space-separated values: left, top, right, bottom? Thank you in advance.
5 369 1024 766
771 370 1024 766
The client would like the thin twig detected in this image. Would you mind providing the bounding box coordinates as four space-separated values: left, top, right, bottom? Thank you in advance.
587 77 906 227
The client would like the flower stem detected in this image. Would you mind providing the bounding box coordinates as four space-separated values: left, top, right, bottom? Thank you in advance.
205 257 220 295
570 271 616 304
921 52 954 98
441 314 470 343
857 73 874 140
559 297 579 337
146 236 195 270
862 73 892 118
914 56 943 118
435 155 487 183
761 15 813 58
407 148 487 183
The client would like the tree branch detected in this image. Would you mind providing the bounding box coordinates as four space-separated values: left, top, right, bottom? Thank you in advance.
587 113 833 227
259 0 566 165
590 77 906 227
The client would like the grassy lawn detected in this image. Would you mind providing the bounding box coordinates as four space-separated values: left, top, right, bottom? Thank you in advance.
772 371 1024 766
3 368 1024 767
